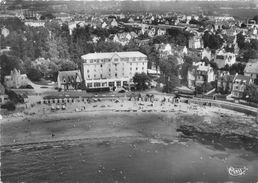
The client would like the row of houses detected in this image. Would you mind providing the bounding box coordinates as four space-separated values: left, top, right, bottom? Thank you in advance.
187 58 258 99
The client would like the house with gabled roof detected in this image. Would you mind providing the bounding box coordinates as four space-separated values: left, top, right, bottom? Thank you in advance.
231 74 253 99
57 70 82 91
217 72 235 94
4 69 30 89
201 47 212 61
188 34 203 49
214 50 236 69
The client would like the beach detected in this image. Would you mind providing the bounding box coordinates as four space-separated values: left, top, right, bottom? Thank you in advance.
1 97 257 147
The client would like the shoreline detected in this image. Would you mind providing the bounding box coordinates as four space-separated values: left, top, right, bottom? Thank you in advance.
1 100 257 150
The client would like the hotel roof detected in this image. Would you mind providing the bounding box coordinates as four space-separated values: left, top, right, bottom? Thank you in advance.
81 51 147 60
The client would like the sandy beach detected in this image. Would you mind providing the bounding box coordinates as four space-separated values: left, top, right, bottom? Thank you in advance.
1 97 257 148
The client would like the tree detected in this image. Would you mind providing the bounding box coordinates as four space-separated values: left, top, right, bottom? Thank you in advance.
202 31 223 50
1 101 16 111
159 56 180 93
252 15 258 24
0 54 24 83
60 60 78 71
229 63 245 75
180 56 193 85
133 72 151 90
27 68 43 82
246 84 258 103
94 41 123 52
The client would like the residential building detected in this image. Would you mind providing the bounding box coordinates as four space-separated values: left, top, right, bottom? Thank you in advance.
187 62 215 89
214 51 236 69
148 28 156 37
110 19 118 27
111 32 137 46
68 21 86 35
81 51 148 90
217 73 235 94
231 74 253 99
57 70 82 91
188 35 203 49
201 47 212 61
157 28 166 36
195 62 215 86
4 69 30 89
244 59 258 85
24 20 45 27
158 43 172 58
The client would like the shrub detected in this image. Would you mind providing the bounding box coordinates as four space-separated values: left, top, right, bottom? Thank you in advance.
19 85 34 89
1 101 16 111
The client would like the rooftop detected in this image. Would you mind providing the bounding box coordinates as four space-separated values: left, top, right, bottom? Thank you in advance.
244 61 258 74
234 74 252 83
81 51 147 60
58 70 82 83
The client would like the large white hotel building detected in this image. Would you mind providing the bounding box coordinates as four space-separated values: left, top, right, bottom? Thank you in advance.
81 51 148 90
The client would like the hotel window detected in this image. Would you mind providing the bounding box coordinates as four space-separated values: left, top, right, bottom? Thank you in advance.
94 74 96 78
94 82 101 87
136 67 138 70
116 81 121 87
87 83 93 88
100 74 102 78
130 63 132 65
142 67 144 70
100 64 103 67
130 68 132 71
115 73 117 77
109 68 111 72
115 63 117 67
88 75 90 78
109 82 114 87
87 70 90 73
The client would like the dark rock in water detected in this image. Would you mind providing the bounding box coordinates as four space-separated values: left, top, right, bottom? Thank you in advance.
177 125 258 153
176 125 196 136
97 141 111 147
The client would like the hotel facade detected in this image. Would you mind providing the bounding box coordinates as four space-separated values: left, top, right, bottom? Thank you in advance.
81 51 148 90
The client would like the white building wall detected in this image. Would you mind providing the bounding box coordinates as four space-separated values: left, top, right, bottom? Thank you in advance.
82 52 148 89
